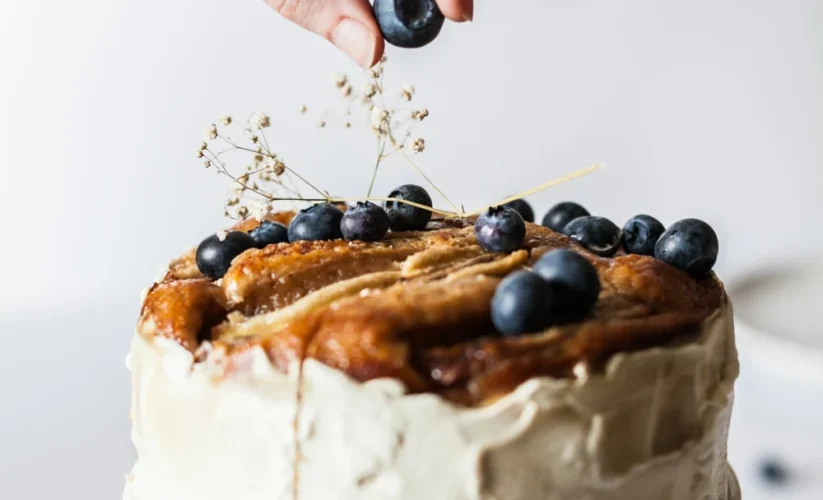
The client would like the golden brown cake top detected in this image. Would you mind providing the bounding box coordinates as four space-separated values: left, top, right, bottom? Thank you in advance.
138 212 724 406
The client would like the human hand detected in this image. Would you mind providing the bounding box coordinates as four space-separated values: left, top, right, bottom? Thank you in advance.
265 0 473 68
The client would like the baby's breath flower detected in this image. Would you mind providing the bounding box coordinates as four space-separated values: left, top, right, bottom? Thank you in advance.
370 106 389 127
270 158 286 176
368 64 383 79
250 201 274 221
205 124 218 141
199 61 439 224
360 81 377 98
330 72 348 88
250 112 271 129
410 137 425 153
412 108 429 121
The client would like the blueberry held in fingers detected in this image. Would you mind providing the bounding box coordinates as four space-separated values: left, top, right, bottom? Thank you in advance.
196 231 257 279
503 198 535 223
385 184 433 231
373 0 445 48
288 203 345 242
563 216 622 257
654 218 719 275
622 214 665 256
542 202 590 232
534 249 601 320
474 206 526 253
491 271 550 336
249 220 289 249
340 202 391 242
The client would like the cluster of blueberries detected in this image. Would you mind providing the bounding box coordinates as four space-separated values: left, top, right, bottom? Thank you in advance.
195 184 435 279
492 199 720 276
194 182 720 338
485 199 719 335
491 249 600 336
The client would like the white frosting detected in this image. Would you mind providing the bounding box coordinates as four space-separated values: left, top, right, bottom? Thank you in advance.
124 304 740 500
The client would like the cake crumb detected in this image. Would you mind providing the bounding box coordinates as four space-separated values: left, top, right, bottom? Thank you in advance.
572 362 589 380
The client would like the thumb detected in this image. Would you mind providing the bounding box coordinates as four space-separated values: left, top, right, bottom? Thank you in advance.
266 0 385 68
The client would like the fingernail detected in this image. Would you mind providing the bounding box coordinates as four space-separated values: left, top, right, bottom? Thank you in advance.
332 19 377 69
463 1 474 21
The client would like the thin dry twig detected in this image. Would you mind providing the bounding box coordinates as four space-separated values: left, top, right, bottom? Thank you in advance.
197 60 603 221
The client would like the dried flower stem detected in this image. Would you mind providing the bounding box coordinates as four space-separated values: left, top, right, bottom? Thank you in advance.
218 137 328 199
247 162 603 218
465 163 606 217
399 152 460 214
366 140 387 198
197 62 602 223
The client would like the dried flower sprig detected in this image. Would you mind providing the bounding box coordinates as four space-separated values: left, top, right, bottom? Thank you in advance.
197 58 603 222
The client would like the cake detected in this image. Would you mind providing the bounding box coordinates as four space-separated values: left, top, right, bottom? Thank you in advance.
123 208 740 500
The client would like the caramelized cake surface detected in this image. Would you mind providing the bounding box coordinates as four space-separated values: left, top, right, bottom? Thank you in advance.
138 212 724 405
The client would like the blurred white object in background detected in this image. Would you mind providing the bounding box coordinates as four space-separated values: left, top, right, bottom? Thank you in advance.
0 0 821 499
729 259 823 500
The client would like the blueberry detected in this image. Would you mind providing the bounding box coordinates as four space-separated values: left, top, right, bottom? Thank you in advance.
287 203 344 242
384 184 433 231
534 249 601 320
373 0 445 49
541 202 590 232
340 202 391 242
195 231 256 279
249 220 289 249
622 214 665 256
503 198 535 223
759 458 789 485
563 216 622 257
491 271 550 336
654 218 719 275
474 206 526 253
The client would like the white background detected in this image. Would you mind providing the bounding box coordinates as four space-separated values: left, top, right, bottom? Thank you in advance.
0 0 821 498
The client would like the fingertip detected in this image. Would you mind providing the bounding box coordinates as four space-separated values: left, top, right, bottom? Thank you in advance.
368 36 386 69
337 0 386 68
331 18 383 69
436 0 473 22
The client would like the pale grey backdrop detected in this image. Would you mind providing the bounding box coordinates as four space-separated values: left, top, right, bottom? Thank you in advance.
1 1 821 498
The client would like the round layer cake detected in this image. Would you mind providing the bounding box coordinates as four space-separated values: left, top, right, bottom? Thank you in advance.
123 212 740 500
